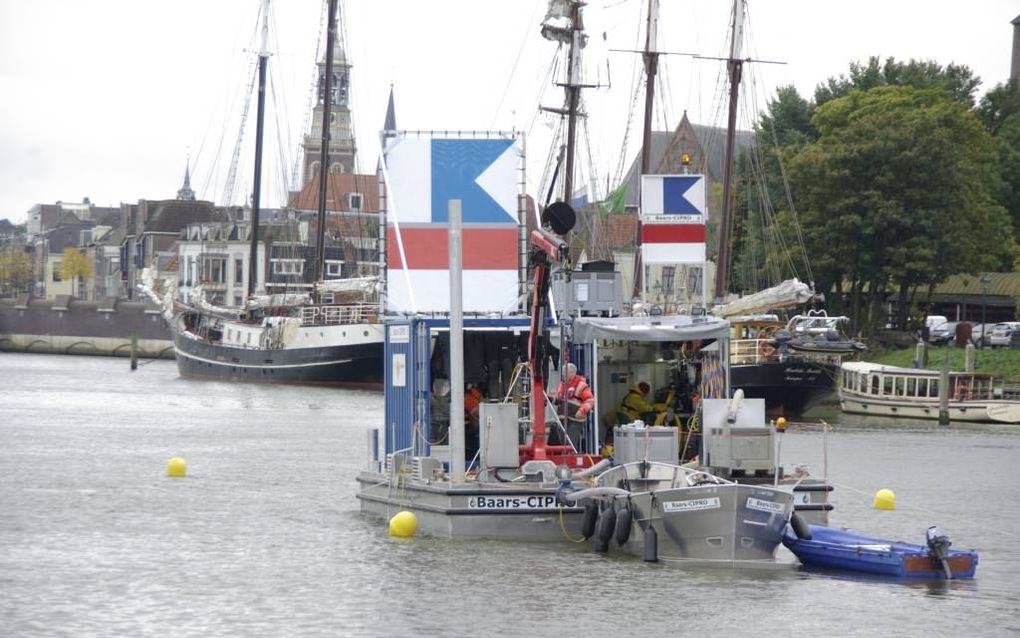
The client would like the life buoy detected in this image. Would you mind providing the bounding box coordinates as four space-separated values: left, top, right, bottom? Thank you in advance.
758 340 777 359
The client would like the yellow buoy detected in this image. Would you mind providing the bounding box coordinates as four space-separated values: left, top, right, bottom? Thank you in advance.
389 510 418 538
166 457 187 478
873 488 896 510
776 417 787 432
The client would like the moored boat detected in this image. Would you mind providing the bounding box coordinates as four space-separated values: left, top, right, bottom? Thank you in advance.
783 524 979 579
168 0 385 389
839 360 1020 423
583 459 795 563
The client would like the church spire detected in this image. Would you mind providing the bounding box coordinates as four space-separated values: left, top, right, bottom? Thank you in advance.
177 158 196 200
301 2 356 185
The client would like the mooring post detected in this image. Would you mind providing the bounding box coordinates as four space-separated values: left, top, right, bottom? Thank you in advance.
938 354 950 425
130 334 138 371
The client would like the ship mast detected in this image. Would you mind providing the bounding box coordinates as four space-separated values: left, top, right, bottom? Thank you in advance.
314 0 339 285
713 0 745 302
248 0 271 297
633 0 660 299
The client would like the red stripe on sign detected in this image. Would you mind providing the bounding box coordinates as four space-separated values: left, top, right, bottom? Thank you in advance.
387 227 519 270
641 224 705 243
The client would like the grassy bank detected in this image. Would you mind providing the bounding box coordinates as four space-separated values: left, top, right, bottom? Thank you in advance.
866 346 1020 384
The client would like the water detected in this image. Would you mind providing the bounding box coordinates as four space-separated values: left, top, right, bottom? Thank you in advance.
2 353 1019 637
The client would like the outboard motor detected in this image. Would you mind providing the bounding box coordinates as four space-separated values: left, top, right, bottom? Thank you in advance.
926 525 953 579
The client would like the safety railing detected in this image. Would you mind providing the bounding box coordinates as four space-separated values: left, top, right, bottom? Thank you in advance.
299 303 379 326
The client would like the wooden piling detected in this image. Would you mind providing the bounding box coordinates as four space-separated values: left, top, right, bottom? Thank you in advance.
130 334 138 371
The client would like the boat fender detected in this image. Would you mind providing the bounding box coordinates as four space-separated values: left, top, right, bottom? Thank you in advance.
614 506 633 546
581 502 598 540
643 525 658 562
790 512 812 540
596 505 617 546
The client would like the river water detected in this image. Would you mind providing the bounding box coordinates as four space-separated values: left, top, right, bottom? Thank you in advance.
1 353 1019 637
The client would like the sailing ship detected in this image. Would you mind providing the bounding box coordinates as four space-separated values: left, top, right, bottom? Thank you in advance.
169 0 384 388
630 0 861 415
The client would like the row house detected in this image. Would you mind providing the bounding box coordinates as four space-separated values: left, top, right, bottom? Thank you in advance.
289 171 381 277
176 219 348 308
120 198 227 300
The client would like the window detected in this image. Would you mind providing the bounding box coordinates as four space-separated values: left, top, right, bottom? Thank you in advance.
234 258 243 284
234 293 243 307
348 193 363 211
325 260 343 278
660 265 676 292
201 256 227 283
52 262 62 282
271 259 304 276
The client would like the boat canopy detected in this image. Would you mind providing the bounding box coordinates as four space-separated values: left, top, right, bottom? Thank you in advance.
571 315 729 344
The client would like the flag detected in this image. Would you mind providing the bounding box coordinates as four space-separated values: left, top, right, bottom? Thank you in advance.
598 184 628 216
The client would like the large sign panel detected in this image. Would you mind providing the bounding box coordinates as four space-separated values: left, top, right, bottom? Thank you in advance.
639 174 706 264
384 134 523 313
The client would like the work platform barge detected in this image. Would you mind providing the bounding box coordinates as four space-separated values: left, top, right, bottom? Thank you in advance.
356 314 832 544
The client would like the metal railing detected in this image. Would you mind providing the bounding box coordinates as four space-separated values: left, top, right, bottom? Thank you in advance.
298 303 379 326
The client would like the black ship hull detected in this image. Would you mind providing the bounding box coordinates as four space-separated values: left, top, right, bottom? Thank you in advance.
173 329 383 390
730 359 837 416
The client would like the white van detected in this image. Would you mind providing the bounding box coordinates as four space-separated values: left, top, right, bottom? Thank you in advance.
925 315 948 329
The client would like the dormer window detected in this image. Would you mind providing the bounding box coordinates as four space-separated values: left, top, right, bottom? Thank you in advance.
347 193 363 211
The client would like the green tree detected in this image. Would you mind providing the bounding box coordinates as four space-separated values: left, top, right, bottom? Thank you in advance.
976 79 1020 135
788 86 1011 333
0 249 32 296
727 86 816 296
59 246 93 298
814 56 980 109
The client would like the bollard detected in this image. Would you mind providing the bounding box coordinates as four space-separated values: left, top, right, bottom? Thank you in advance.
130 334 138 371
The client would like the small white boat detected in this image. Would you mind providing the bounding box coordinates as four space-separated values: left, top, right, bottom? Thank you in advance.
839 360 1020 423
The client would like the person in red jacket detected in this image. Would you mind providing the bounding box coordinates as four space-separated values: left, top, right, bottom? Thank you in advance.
553 362 595 451
554 362 595 421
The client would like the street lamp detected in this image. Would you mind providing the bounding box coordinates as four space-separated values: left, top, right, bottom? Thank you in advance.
980 273 991 347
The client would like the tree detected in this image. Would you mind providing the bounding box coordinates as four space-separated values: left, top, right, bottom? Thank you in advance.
976 80 1020 135
0 249 32 296
788 86 1011 333
727 86 816 296
814 57 980 109
59 246 93 298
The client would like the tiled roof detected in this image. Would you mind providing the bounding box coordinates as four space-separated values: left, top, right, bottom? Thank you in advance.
289 172 380 212
143 200 226 233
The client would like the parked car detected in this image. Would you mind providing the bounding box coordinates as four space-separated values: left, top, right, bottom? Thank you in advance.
969 322 994 347
929 321 958 345
988 322 1020 348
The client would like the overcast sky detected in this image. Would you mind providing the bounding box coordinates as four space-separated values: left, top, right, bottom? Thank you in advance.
1 0 1016 225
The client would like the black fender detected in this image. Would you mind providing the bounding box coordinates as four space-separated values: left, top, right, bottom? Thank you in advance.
790 512 812 540
596 505 617 545
614 506 633 546
581 502 598 540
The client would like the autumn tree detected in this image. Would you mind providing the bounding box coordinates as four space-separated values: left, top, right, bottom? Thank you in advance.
0 249 32 296
59 246 93 298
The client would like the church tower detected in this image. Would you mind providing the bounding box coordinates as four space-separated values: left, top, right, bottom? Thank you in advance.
301 5 356 184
